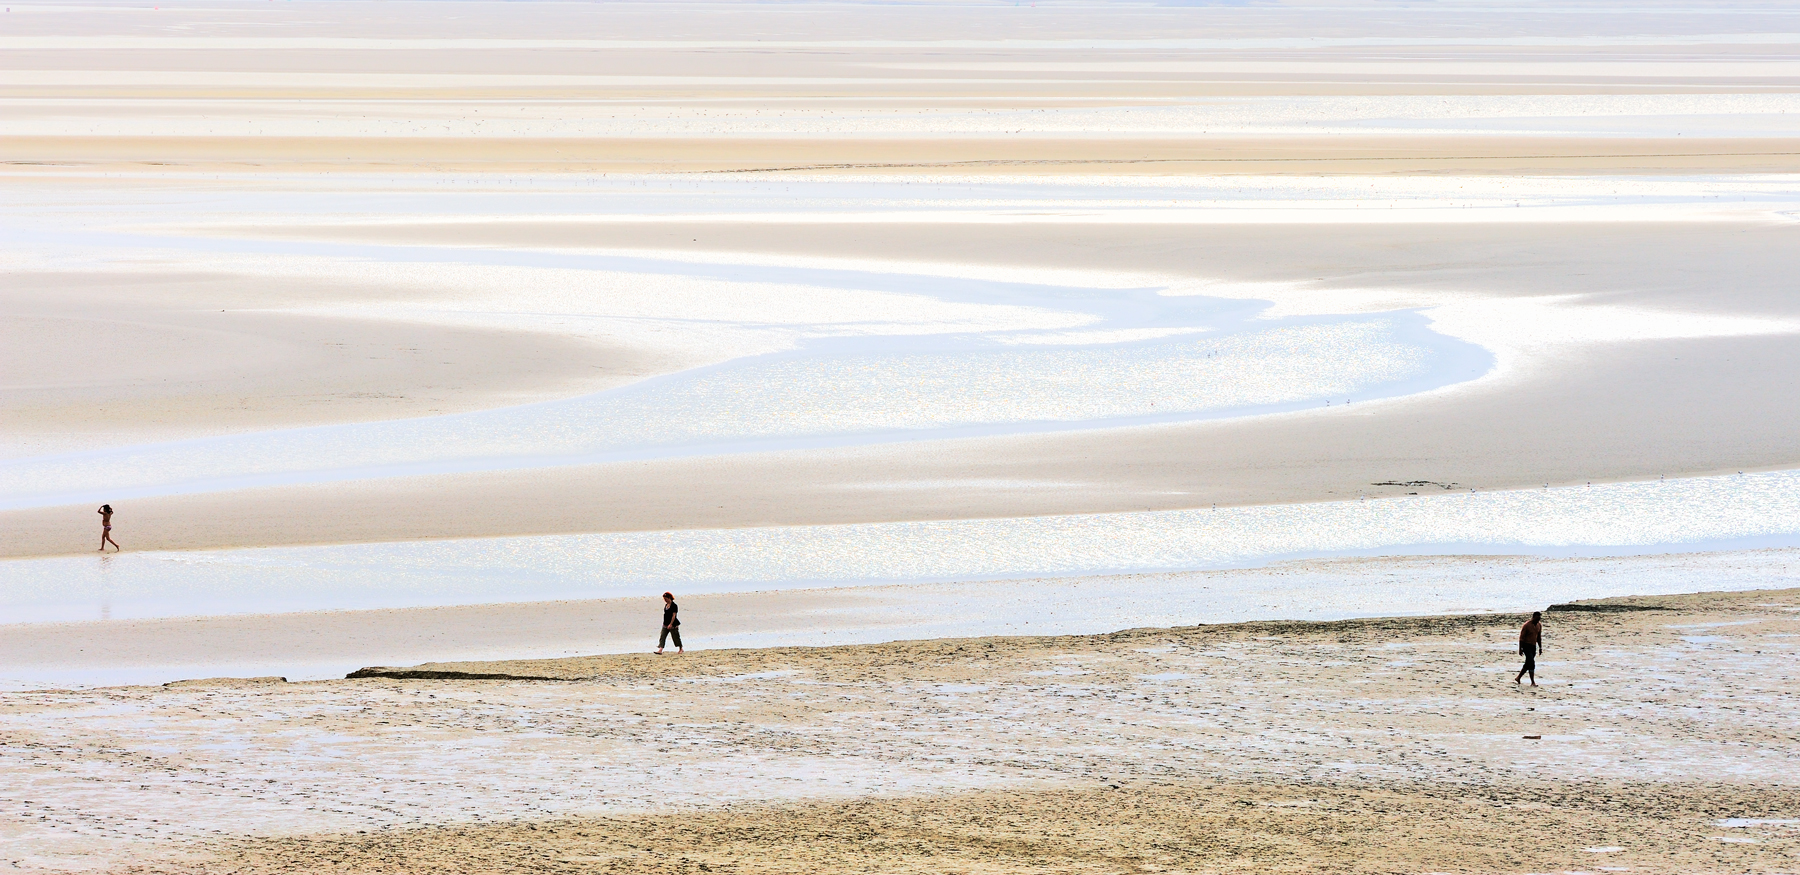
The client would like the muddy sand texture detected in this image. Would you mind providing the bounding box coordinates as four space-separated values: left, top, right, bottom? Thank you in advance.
114 781 1800 875
12 589 1794 873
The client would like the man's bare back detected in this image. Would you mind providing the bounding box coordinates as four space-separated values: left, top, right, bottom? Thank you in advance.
1514 612 1543 686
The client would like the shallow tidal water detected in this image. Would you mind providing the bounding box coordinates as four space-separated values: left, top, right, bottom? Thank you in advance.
5 469 1799 625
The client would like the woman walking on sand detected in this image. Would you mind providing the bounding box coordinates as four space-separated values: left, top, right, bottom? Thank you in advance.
656 591 683 654
1514 611 1543 686
96 504 120 552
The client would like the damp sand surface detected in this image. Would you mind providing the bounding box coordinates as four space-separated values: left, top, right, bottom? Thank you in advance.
10 1 1800 557
6 588 1797 873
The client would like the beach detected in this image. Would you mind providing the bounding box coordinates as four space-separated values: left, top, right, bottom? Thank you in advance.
3 547 1796 687
6 588 1797 872
8 2 1800 558
5 0 1800 870
8 182 1800 558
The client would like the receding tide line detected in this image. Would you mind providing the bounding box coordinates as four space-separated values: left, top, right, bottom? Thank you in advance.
3 469 1800 624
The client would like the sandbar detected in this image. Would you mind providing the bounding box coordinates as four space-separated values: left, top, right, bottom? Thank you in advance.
4 587 1794 872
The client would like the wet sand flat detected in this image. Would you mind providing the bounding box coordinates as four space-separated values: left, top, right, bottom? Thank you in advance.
6 3 1800 177
6 4 1800 872
9 215 1800 558
6 1 1800 556
4 588 1796 872
0 271 676 457
13 135 1799 176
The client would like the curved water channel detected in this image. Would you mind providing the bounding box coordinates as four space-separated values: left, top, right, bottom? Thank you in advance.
0 238 1489 509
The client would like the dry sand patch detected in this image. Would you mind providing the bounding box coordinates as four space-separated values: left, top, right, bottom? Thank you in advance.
0 270 674 457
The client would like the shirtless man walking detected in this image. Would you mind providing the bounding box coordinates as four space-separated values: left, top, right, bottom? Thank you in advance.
1514 611 1544 686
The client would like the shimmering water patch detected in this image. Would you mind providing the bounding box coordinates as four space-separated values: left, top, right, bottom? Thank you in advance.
0 312 1471 510
3 469 1799 624
610 319 1429 437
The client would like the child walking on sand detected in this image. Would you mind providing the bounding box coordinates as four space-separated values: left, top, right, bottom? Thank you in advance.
656 591 683 654
1514 611 1543 686
97 504 120 552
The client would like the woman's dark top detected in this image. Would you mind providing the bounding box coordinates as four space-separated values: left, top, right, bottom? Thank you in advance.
663 602 680 628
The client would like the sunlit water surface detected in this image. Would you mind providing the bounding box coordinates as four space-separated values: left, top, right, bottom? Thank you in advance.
5 470 1799 624
6 174 1796 514
0 313 1469 507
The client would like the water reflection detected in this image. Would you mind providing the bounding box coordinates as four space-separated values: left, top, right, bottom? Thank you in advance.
0 303 1482 511
3 469 1797 624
